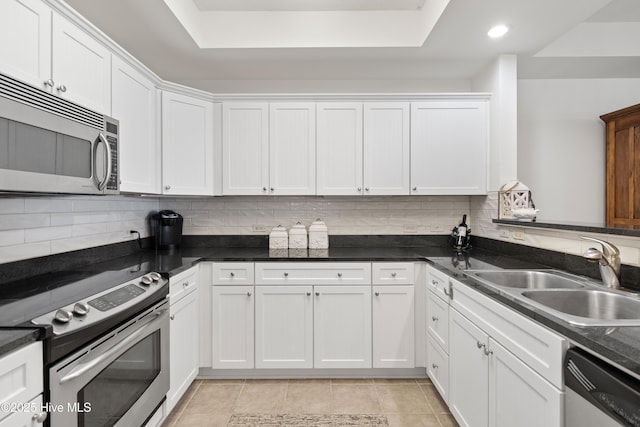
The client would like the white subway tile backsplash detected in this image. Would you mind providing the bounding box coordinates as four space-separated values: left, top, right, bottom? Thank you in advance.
0 199 25 214
0 213 50 230
0 242 51 263
0 230 24 247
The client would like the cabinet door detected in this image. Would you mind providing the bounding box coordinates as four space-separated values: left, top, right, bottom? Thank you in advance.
411 101 487 195
112 56 159 194
0 0 51 89
167 287 199 413
426 335 449 404
0 395 43 427
449 309 489 427
211 285 254 369
372 285 414 368
255 286 313 369
427 289 449 351
488 339 563 427
314 285 372 368
162 91 214 195
363 103 410 195
51 13 111 113
316 103 363 195
222 102 269 195
269 102 316 195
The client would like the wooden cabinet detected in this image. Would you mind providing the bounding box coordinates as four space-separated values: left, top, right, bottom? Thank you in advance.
161 91 214 195
314 285 372 368
601 103 640 228
112 56 159 193
0 0 51 90
167 267 199 413
222 102 316 195
255 286 313 368
0 1 111 113
363 102 410 195
317 102 364 195
211 285 254 369
0 342 44 426
410 101 488 195
372 285 414 368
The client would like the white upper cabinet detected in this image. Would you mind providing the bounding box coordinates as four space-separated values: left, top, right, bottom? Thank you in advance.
162 91 214 195
0 0 51 88
411 101 488 195
0 1 111 113
111 56 159 194
51 13 111 113
269 102 316 195
364 102 410 195
316 102 364 195
222 102 269 195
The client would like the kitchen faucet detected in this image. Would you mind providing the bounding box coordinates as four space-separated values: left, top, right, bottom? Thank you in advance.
581 236 621 289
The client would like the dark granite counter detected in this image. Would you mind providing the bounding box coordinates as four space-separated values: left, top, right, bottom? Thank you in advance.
0 328 42 357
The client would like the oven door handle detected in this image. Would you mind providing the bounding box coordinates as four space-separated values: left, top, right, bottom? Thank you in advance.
59 308 166 385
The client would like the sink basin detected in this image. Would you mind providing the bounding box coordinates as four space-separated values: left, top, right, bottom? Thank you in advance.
522 289 640 326
465 270 585 289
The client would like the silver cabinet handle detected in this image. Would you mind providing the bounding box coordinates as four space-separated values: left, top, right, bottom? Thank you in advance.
375 292 380 296
32 413 48 424
263 187 267 192
306 292 311 296
477 341 485 350
391 272 397 277
484 347 493 356
432 363 438 369
413 187 417 191
165 185 171 190
247 292 252 297
183 281 189 288
444 287 451 296
170 315 175 320
56 84 67 93
365 188 370 192
357 187 362 192
230 272 235 277
270 187 274 192
337 272 342 278
431 280 438 286
43 79 54 88
432 316 438 322
315 292 320 296
284 272 289 277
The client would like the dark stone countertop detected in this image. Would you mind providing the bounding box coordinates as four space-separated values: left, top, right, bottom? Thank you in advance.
0 328 42 357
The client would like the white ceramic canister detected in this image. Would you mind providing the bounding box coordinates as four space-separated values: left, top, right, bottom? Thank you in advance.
308 219 329 249
288 222 308 249
269 225 289 249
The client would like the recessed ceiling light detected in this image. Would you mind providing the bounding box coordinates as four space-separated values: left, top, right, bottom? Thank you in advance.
488 24 509 38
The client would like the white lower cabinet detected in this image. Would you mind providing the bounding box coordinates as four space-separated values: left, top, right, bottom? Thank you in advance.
211 285 254 368
0 342 44 427
167 267 199 414
372 285 414 368
255 286 313 369
314 285 372 368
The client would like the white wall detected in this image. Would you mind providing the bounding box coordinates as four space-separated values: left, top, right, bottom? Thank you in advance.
518 78 640 225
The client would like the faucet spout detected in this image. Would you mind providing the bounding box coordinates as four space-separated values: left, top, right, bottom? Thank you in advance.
581 236 621 289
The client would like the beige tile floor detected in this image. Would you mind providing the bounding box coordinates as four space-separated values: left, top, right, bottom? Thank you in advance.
163 378 459 427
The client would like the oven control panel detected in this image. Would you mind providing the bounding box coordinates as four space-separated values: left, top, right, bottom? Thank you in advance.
32 272 167 335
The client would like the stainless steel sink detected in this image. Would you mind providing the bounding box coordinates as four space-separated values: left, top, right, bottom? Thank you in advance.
464 270 585 289
521 289 640 326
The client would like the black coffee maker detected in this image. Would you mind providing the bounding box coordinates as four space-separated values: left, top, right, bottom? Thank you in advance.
151 210 183 251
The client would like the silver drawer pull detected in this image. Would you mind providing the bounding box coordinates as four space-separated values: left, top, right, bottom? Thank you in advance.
32 413 48 424
230 272 235 277
247 292 252 297
431 280 438 286
284 272 289 277
375 292 380 296
337 272 342 278
391 272 397 277
306 292 311 296
432 316 438 322
484 347 493 356
315 292 320 296
432 363 438 369
444 287 451 296
477 341 485 350
183 281 189 288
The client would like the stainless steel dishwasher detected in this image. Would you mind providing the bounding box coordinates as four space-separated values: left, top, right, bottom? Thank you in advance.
565 347 640 427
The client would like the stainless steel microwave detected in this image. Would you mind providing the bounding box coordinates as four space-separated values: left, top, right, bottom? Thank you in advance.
0 73 119 195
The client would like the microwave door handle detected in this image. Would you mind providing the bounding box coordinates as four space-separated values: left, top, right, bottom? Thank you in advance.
58 308 166 385
97 133 112 191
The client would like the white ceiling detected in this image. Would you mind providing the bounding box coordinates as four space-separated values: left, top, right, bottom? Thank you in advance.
63 0 640 92
193 0 428 12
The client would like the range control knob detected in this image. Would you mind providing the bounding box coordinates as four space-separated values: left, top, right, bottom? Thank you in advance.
149 272 162 281
54 309 73 323
140 275 153 286
73 303 90 316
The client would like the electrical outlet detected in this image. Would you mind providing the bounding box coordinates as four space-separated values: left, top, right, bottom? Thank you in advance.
512 229 526 241
252 224 268 233
430 225 445 233
499 229 509 238
404 225 418 234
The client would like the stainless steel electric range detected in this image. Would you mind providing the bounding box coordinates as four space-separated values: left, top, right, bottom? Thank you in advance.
0 259 170 427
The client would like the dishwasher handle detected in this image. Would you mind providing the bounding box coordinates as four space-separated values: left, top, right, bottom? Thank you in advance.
564 348 640 427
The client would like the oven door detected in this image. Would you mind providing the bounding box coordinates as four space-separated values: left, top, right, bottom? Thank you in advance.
49 300 169 427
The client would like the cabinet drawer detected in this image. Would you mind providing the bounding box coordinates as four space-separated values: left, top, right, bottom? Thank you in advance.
426 265 451 301
426 336 449 404
255 262 371 285
170 266 198 301
451 278 566 389
0 342 43 422
372 262 414 285
212 263 255 285
427 289 449 351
